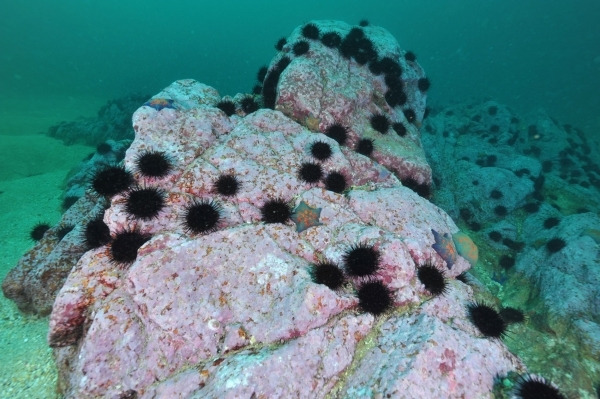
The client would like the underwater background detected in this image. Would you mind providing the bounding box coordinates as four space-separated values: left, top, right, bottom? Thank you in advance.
0 0 599 397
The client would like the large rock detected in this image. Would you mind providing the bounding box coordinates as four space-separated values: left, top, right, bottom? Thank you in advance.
1 140 130 314
273 21 431 186
518 211 600 354
7 21 525 398
49 81 522 397
2 192 107 314
47 94 147 146
422 100 600 386
422 101 600 227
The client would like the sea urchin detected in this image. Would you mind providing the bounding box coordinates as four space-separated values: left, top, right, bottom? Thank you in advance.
260 198 292 224
417 263 447 296
213 174 241 197
183 199 223 235
135 150 173 178
357 281 392 315
466 302 507 339
110 229 151 266
124 187 166 220
91 165 134 197
343 243 381 278
311 261 345 290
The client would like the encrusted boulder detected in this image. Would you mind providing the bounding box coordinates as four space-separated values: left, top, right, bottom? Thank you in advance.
7 21 527 398
49 79 522 397
2 193 107 315
1 141 129 315
272 21 431 187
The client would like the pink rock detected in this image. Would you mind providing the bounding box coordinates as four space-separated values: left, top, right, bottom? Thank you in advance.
341 310 523 398
14 20 526 398
2 192 107 314
275 21 431 186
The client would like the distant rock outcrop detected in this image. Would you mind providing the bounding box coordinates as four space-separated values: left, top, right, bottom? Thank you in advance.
422 100 600 368
47 94 148 145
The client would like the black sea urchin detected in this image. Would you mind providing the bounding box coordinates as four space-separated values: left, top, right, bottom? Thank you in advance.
260 198 292 224
404 51 416 62
543 217 560 229
110 229 151 266
392 122 407 137
298 162 323 184
213 174 241 197
216 99 237 117
240 96 259 114
385 88 407 108
357 281 392 315
513 375 566 399
356 138 374 156
293 40 310 56
488 231 502 242
499 255 515 269
92 165 134 197
310 140 332 161
184 199 222 235
312 261 345 290
370 114 390 134
326 123 348 146
467 302 506 339
418 77 430 92
62 195 80 211
490 189 503 199
135 150 173 178
321 32 341 48
84 217 111 249
324 171 346 193
499 307 525 324
96 142 112 154
403 109 417 124
124 187 166 220
30 222 50 241
301 23 320 40
417 263 447 296
257 66 268 82
546 237 566 254
343 243 381 278
275 38 287 51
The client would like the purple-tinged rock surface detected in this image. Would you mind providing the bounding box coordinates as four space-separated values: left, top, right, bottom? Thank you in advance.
49 73 520 398
6 21 528 398
2 192 107 315
272 21 431 186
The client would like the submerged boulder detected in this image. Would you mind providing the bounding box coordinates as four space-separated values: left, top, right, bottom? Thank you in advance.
7 21 526 398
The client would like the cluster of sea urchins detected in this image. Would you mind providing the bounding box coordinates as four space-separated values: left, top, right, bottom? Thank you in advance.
51 20 568 399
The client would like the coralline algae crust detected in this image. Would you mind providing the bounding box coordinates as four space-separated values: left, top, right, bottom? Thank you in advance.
5 20 526 399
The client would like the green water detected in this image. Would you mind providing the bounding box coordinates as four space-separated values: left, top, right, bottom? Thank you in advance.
1 1 600 397
1 0 599 133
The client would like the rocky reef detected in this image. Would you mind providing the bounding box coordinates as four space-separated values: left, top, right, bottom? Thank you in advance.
14 20 600 398
47 94 147 146
423 101 600 362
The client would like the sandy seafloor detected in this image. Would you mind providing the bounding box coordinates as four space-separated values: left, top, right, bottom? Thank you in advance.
0 94 100 398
